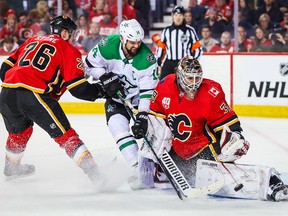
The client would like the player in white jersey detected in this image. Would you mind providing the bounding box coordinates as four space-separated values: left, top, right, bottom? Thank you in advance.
84 19 158 189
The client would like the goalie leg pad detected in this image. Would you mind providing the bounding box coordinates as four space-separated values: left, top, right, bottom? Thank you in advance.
196 159 273 200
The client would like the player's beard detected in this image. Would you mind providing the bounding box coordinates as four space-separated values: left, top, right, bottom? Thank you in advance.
126 45 140 57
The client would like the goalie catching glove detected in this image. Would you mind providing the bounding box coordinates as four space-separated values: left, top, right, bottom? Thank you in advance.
99 72 125 99
131 112 148 139
216 126 250 162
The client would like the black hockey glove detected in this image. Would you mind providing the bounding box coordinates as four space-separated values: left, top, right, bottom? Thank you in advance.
131 112 148 139
99 72 125 99
93 83 107 98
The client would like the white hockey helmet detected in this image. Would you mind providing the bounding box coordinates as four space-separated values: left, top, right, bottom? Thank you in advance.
119 19 144 45
176 56 203 99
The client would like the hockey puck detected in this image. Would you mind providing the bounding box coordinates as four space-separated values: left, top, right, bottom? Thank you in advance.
234 183 244 191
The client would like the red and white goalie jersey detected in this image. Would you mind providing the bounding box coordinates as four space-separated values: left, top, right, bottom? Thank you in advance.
150 74 240 160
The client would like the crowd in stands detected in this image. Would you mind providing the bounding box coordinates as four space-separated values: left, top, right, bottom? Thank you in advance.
1 0 288 55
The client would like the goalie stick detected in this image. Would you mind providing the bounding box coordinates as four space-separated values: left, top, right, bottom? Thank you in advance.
117 91 224 200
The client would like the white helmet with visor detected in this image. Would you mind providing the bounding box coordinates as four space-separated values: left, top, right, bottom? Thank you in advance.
119 19 144 45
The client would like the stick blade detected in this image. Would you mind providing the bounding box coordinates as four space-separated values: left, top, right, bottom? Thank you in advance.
184 178 225 199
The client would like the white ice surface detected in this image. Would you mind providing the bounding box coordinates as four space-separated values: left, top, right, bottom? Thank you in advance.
0 115 288 216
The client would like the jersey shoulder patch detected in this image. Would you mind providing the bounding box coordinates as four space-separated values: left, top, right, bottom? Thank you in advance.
98 35 121 60
133 44 156 70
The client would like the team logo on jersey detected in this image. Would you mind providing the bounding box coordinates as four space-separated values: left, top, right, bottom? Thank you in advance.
146 53 156 63
76 58 84 70
118 74 137 91
180 35 188 43
280 63 288 76
208 87 220 97
107 104 116 112
162 97 171 109
168 114 192 141
151 90 158 103
98 38 108 47
220 103 230 114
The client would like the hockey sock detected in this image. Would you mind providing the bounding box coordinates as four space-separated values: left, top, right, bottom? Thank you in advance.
6 127 33 163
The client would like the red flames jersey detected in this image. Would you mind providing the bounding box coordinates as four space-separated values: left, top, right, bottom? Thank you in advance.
2 34 86 97
150 74 239 159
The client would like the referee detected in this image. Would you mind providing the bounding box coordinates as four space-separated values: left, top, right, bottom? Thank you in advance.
156 6 203 79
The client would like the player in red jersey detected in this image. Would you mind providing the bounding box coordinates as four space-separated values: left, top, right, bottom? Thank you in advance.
137 56 287 201
149 56 247 162
0 15 107 185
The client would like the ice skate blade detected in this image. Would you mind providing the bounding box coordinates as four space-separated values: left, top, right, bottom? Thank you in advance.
5 170 36 181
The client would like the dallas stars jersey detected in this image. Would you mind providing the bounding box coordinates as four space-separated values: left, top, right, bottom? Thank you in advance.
150 74 241 159
2 34 85 97
85 34 158 112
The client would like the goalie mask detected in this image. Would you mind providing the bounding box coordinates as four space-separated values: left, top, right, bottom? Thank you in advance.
50 15 79 42
176 56 203 99
119 19 144 45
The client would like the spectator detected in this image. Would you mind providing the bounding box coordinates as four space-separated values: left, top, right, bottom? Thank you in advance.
212 0 233 25
150 33 161 55
17 12 41 42
239 0 256 26
238 10 255 37
0 14 19 44
63 0 74 18
187 0 207 27
77 15 89 44
99 11 118 37
278 0 288 13
11 33 25 46
202 7 225 40
200 25 219 52
209 31 234 53
0 36 19 55
50 0 74 18
82 22 104 53
110 0 137 22
184 10 199 33
268 32 288 52
29 0 52 34
279 11 288 32
74 0 92 18
237 26 253 52
199 0 215 7
251 26 273 51
256 0 283 25
89 0 106 23
257 13 275 35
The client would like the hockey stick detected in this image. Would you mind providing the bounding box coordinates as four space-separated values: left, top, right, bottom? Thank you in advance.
116 93 184 199
117 92 225 199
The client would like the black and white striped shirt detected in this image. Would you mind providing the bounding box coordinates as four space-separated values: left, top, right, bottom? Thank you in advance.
156 23 203 66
